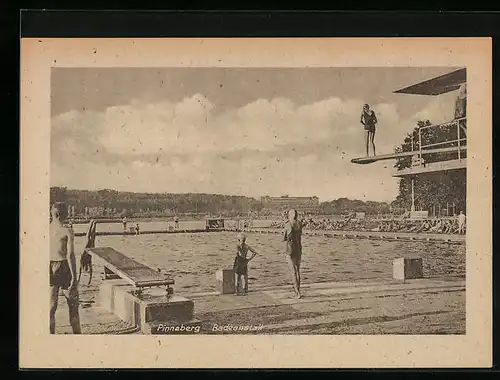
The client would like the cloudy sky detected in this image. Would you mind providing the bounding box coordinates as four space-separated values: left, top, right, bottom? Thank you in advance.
50 67 459 202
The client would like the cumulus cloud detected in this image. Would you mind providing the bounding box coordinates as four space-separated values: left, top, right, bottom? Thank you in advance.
50 93 453 201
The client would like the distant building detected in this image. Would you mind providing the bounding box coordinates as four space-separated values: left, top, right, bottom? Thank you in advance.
261 195 320 213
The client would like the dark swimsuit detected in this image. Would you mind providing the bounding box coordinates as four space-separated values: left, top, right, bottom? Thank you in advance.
362 111 376 133
50 235 71 289
233 245 249 275
284 221 303 260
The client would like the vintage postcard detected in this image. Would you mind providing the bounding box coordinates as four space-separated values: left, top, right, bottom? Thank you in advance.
20 37 492 368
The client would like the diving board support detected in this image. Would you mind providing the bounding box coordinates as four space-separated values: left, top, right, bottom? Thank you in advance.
89 246 196 334
99 279 195 334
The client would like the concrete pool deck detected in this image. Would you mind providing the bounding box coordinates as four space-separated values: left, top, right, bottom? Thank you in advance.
54 276 465 335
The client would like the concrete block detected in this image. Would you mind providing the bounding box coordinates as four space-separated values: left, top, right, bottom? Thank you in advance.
393 258 423 280
100 281 195 333
215 268 235 294
113 290 137 325
99 279 134 313
139 295 194 326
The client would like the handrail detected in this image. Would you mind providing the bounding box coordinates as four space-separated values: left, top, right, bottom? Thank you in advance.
418 117 467 131
421 138 467 150
418 117 466 162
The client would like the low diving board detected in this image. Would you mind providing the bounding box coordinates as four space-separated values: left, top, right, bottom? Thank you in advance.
351 145 467 165
392 158 466 177
87 247 174 288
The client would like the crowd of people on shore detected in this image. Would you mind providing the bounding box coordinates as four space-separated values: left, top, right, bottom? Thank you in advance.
269 212 466 235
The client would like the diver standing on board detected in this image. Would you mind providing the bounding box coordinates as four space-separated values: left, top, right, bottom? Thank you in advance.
360 103 378 157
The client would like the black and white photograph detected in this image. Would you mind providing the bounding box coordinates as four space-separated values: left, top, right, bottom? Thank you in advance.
20 37 492 368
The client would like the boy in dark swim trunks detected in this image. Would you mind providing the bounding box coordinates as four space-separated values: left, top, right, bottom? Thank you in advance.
233 233 259 296
50 202 81 334
360 104 378 157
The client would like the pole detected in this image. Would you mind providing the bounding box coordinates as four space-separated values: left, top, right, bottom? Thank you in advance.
411 178 415 212
446 202 449 217
457 120 461 160
418 128 422 159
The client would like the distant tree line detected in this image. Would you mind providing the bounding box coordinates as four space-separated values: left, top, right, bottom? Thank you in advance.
50 187 392 219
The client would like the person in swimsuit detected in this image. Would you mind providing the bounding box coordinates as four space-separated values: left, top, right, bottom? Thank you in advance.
233 233 259 296
122 217 127 232
457 211 466 235
455 83 467 137
360 104 378 157
50 202 81 334
283 209 304 299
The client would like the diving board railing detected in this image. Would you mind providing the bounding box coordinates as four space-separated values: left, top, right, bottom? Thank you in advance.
417 117 466 162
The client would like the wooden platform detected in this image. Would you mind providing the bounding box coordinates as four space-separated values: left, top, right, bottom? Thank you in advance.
87 247 175 288
392 158 466 177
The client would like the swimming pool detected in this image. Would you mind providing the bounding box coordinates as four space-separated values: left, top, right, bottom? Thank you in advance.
74 230 465 294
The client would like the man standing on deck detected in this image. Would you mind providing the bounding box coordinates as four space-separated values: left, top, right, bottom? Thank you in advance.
50 202 81 334
457 211 466 235
283 209 304 299
360 104 378 157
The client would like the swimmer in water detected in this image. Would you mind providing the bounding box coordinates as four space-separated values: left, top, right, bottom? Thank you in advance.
233 233 259 296
50 202 81 334
360 104 378 157
283 209 304 299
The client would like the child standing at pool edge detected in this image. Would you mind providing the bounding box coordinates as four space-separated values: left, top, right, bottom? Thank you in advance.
233 233 259 296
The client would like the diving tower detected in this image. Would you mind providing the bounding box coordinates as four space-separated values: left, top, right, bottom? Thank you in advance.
351 67 467 178
351 68 467 213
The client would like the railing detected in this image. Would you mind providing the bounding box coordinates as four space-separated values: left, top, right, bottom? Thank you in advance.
417 117 466 162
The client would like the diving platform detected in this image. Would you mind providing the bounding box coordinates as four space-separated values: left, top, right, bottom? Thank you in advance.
87 247 175 289
392 158 466 177
351 145 467 165
87 246 196 334
394 68 466 96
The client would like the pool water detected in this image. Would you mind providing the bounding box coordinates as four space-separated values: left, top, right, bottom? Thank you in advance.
74 230 465 294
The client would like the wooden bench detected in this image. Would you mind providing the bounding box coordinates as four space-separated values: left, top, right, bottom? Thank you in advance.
87 247 175 293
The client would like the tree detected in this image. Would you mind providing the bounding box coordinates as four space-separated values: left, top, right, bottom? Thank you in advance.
392 120 466 214
50 186 67 204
